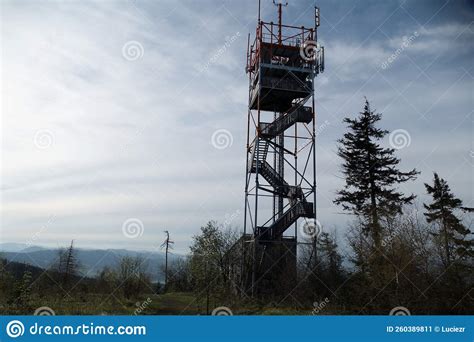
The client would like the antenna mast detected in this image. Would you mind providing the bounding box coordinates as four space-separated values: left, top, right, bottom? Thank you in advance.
273 0 288 44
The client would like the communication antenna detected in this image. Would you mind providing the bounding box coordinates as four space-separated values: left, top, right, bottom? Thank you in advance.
258 0 261 22
315 6 320 27
273 0 288 44
314 6 320 41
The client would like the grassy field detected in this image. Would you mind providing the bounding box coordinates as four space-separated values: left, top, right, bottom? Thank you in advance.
2 292 318 315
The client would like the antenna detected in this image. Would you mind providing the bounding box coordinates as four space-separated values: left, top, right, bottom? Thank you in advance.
314 6 320 42
273 0 288 44
315 6 320 28
258 0 261 22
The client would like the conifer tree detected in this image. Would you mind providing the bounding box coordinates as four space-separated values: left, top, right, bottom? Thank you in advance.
424 173 473 267
334 99 418 248
57 240 78 286
16 270 32 307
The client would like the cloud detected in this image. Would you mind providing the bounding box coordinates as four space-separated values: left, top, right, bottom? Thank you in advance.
1 0 472 253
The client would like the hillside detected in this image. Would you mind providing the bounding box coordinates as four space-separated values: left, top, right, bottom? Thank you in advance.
0 244 182 282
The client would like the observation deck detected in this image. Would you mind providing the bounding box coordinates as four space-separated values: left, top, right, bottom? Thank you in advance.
246 21 324 112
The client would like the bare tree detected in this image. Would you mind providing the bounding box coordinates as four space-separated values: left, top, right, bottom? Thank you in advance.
160 230 174 290
118 256 151 299
56 240 78 287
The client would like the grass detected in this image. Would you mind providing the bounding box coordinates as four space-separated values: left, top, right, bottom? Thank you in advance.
145 292 201 315
1 292 319 315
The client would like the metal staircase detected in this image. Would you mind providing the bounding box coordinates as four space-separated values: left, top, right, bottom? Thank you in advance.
260 105 313 139
259 201 314 240
248 139 269 173
241 3 323 296
248 104 314 240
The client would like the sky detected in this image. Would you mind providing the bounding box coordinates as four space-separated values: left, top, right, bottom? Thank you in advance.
1 0 473 254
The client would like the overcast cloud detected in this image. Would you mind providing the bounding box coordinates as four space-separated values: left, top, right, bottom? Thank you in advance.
1 0 473 253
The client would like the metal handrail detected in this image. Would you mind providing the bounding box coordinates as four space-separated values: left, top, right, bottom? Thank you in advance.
246 21 315 73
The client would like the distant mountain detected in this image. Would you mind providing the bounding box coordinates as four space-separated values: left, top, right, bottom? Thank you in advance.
0 243 46 253
0 245 182 282
2 259 48 279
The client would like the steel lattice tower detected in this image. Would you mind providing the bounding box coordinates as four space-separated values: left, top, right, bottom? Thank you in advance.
241 3 324 296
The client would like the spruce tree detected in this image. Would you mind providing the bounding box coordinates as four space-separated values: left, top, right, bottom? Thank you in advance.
63 240 77 284
57 240 78 287
424 173 473 267
334 99 418 248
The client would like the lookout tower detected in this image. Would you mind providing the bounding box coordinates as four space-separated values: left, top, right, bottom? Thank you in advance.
241 1 324 296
